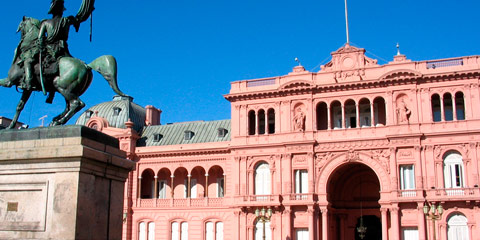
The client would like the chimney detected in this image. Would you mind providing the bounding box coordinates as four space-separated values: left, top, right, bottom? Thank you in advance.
145 105 161 126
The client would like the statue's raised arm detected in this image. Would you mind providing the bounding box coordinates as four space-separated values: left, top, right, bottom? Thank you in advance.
74 0 95 31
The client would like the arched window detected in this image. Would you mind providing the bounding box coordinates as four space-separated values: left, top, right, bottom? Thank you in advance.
444 152 465 189
316 102 328 130
258 109 266 135
171 221 188 240
455 92 465 120
216 222 224 240
447 214 469 240
248 110 256 135
255 162 271 195
431 94 441 122
267 108 275 134
139 221 155 240
444 93 454 121
254 219 272 240
139 222 146 240
359 98 371 127
330 101 342 129
148 222 155 240
344 100 356 128
373 97 386 126
205 221 224 240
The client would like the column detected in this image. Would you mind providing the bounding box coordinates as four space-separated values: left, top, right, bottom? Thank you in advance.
417 203 426 240
187 174 191 198
341 104 345 129
321 208 328 240
154 176 158 199
327 106 331 130
390 206 400 240
205 174 209 198
170 175 175 198
137 176 142 199
308 153 314 193
356 103 360 128
440 96 445 121
271 169 275 195
255 110 259 135
452 96 457 120
308 206 315 239
380 208 388 240
284 207 291 239
223 173 227 196
249 170 254 196
370 103 375 127
234 210 241 240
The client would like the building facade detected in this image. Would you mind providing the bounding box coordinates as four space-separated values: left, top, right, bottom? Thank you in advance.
77 44 480 240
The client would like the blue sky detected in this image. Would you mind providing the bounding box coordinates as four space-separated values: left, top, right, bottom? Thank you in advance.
0 0 479 127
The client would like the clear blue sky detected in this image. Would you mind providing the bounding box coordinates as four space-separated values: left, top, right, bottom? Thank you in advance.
0 0 479 127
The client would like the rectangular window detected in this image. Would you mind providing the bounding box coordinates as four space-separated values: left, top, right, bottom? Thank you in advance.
217 178 224 197
295 170 308 194
402 228 418 240
181 222 188 240
171 222 179 240
205 222 214 240
215 222 224 240
295 228 309 240
400 165 415 190
148 222 155 240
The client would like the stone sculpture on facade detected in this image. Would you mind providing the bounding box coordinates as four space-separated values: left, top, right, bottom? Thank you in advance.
0 0 127 129
396 98 411 124
293 107 306 131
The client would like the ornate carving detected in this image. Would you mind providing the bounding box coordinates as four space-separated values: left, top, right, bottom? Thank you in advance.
345 149 360 162
316 152 333 171
434 145 444 160
397 148 414 159
371 149 390 173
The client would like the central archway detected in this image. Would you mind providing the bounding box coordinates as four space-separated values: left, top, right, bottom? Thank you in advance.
327 163 381 240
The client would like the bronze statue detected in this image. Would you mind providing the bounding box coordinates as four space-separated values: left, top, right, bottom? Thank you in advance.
0 0 127 129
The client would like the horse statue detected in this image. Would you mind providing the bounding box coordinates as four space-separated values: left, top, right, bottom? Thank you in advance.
0 16 128 129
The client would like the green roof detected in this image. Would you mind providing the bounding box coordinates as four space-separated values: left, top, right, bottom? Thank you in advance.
139 119 230 146
75 96 146 133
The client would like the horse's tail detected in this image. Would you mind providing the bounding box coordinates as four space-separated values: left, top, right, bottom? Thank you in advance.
88 55 128 97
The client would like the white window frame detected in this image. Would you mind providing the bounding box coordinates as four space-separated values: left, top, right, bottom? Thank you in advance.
255 163 271 195
295 228 309 240
400 165 415 190
402 227 418 240
447 214 469 240
294 169 308 194
444 152 465 188
254 220 272 240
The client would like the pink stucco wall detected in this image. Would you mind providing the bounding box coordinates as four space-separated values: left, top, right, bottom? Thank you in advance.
90 44 480 240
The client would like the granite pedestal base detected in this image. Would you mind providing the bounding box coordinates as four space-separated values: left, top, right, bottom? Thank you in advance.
0 126 135 240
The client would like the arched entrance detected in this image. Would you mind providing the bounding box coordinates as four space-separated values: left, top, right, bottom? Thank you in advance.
327 163 381 240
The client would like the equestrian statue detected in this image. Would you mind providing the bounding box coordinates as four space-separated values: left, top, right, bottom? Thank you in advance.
0 0 128 129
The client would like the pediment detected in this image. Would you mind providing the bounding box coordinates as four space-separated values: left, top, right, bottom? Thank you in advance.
279 80 314 90
379 69 422 81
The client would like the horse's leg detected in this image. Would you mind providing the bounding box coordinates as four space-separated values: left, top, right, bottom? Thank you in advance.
0 63 23 88
51 98 70 123
7 90 32 129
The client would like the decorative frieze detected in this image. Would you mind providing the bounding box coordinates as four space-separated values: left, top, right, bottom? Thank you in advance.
315 139 389 150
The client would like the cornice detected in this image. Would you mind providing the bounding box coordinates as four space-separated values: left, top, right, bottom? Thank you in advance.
137 148 230 158
224 70 480 102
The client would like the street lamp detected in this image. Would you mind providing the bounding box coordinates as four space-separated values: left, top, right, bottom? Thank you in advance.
423 202 443 240
255 207 272 240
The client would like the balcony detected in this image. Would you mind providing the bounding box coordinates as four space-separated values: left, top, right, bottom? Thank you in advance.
234 194 281 207
137 197 225 208
425 187 480 201
283 193 316 204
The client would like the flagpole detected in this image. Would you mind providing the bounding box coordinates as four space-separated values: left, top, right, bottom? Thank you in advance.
344 0 350 44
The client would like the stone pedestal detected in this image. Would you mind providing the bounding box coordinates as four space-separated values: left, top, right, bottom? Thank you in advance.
0 126 135 240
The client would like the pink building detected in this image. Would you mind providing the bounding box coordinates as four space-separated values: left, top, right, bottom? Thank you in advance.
77 43 480 240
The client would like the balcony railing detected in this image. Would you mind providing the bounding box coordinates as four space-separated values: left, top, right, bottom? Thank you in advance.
234 194 281 206
426 58 463 69
138 197 224 208
397 189 418 197
429 187 480 197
